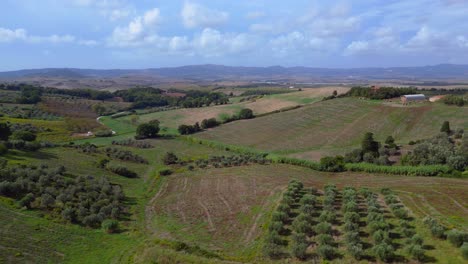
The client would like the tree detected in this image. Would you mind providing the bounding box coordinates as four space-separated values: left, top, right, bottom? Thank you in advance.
373 242 394 262
238 108 254 119
135 122 159 139
333 90 338 96
440 121 451 134
361 132 379 154
0 122 11 141
163 152 179 165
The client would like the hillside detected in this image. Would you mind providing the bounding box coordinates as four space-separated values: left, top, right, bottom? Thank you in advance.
196 97 468 160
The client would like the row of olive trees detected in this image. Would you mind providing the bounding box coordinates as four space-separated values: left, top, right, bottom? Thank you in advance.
342 187 365 260
264 180 305 258
423 216 468 260
381 188 427 261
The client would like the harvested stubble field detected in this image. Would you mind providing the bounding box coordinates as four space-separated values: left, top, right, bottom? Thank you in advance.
196 97 468 160
146 164 467 262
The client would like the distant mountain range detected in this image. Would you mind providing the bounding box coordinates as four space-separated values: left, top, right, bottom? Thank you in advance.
1 64 468 89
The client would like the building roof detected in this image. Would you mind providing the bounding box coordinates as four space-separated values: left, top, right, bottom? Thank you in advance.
402 94 426 99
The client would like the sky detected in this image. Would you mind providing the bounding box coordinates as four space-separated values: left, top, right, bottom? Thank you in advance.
1 0 468 70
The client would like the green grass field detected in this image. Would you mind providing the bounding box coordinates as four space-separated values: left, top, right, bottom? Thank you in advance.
196 98 468 160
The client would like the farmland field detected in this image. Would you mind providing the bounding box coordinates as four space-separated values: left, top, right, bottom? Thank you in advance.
102 87 349 134
197 97 468 160
142 164 468 262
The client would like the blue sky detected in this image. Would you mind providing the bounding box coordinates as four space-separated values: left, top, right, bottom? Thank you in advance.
1 0 468 70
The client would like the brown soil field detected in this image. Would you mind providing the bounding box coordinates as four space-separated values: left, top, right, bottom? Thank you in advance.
147 164 468 257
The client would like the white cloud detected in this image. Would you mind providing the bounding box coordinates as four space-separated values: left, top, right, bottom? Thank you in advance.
246 11 265 20
193 28 255 56
181 2 229 29
0 27 78 44
0 28 27 42
109 8 161 46
79 39 100 46
344 41 369 55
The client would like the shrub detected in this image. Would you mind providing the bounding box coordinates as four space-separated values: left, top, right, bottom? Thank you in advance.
300 204 314 216
0 143 7 156
163 152 179 165
269 221 285 235
447 229 468 247
393 208 408 219
272 211 288 223
107 165 138 178
343 222 359 232
95 129 113 137
292 219 311 234
315 222 332 234
317 234 334 245
277 203 291 216
265 230 282 245
409 234 424 245
344 212 360 223
373 242 394 262
407 244 425 261
441 121 451 134
319 211 336 223
11 130 36 141
201 118 220 129
101 219 119 233
159 169 172 176
263 242 282 258
344 231 360 244
461 242 468 260
430 224 446 239
319 155 345 172
316 244 336 260
369 221 389 234
238 108 254 119
291 233 308 260
373 230 391 244
347 242 363 260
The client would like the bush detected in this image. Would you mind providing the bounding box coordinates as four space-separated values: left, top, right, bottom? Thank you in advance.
269 221 285 235
159 169 172 176
316 244 336 260
409 234 424 245
101 219 119 233
373 242 394 262
238 108 254 119
263 242 282 258
447 229 468 247
272 211 288 223
344 212 360 223
347 242 363 260
107 165 138 178
291 233 308 260
95 129 113 137
11 130 36 141
0 143 7 156
461 242 468 260
201 118 220 129
315 222 332 234
393 208 408 219
163 152 179 165
407 244 425 261
319 156 345 172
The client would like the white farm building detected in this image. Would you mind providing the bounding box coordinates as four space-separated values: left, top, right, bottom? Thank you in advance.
401 94 426 104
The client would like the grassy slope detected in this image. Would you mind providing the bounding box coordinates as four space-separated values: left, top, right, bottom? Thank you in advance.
0 138 232 263
196 98 468 160
98 88 347 136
